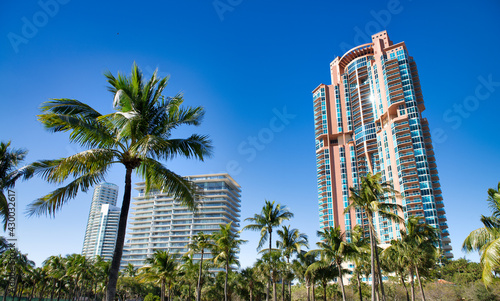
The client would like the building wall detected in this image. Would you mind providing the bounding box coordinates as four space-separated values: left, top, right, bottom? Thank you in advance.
82 183 120 260
313 31 452 258
122 173 241 267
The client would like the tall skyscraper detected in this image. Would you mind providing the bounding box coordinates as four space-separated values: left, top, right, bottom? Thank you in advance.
122 173 241 267
82 183 120 260
313 31 452 258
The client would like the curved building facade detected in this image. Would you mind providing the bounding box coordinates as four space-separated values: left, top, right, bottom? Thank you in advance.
313 31 452 258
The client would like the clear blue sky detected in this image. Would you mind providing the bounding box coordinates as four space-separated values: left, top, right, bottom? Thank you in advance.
1 0 499 267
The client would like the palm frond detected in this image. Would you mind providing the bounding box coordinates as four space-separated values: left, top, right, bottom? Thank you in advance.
26 169 108 217
136 158 199 211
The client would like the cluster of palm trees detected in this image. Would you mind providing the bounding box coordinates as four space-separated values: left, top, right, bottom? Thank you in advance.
0 250 122 301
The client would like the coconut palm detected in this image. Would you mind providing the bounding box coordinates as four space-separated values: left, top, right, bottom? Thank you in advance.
350 225 370 301
187 232 213 301
255 249 284 301
382 239 411 301
0 141 28 230
123 263 137 278
292 250 318 301
24 63 212 301
345 173 402 301
244 200 293 301
211 222 247 301
42 255 66 300
276 225 308 301
463 181 500 286
140 250 179 301
384 216 438 301
307 226 352 301
238 267 259 301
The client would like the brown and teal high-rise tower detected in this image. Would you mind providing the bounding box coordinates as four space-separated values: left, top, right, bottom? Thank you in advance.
313 31 452 258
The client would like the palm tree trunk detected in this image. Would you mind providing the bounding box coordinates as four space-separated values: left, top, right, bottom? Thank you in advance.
373 245 385 301
49 279 56 300
281 276 285 301
322 281 326 301
224 262 229 301
273 280 277 301
161 278 165 301
306 281 311 301
368 220 376 301
409 269 415 301
267 232 271 301
414 268 426 301
39 284 46 301
29 283 36 301
400 275 409 301
106 167 133 301
3 282 8 301
312 280 316 301
17 281 24 301
168 280 172 301
196 251 203 301
337 264 346 301
356 271 363 301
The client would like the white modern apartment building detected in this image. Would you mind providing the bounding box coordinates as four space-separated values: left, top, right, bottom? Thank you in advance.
82 183 120 260
121 173 241 267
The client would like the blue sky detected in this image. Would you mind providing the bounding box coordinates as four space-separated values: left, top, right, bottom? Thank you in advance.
1 0 499 267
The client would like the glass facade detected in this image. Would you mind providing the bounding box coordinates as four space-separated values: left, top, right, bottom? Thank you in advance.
313 31 452 258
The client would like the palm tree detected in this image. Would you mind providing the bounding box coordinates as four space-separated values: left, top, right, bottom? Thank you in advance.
140 250 179 301
345 173 402 301
0 141 28 230
239 267 258 301
256 249 284 301
187 232 213 301
24 63 213 301
382 239 411 301
243 200 293 301
123 263 137 278
42 255 66 300
276 225 308 301
463 181 500 286
307 226 352 301
211 222 247 301
350 225 370 301
384 216 438 301
0 237 8 255
292 250 318 301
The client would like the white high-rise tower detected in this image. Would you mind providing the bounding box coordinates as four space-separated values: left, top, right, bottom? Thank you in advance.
82 183 120 260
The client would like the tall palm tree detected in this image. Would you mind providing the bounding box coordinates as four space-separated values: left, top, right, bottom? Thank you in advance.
140 250 179 301
292 251 318 301
187 232 213 301
24 63 213 301
307 227 352 301
211 222 247 301
276 225 308 301
463 181 500 286
345 173 402 301
244 200 293 301
0 141 28 230
350 225 370 301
